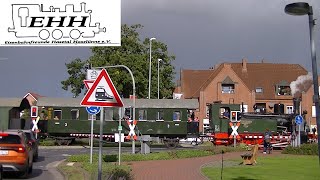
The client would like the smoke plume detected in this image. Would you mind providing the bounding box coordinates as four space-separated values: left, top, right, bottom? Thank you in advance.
290 72 313 98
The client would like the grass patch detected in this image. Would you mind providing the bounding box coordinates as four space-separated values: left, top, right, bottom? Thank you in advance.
202 155 320 180
57 163 87 180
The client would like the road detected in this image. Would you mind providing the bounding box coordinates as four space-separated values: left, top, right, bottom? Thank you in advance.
3 144 195 180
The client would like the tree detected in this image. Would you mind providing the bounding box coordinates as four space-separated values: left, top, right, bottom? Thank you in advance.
61 24 176 98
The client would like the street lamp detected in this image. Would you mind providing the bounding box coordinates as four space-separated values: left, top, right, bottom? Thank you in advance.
158 59 162 99
149 37 156 99
285 2 320 165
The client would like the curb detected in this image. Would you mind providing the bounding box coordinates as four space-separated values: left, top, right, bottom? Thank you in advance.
46 159 66 180
39 146 88 149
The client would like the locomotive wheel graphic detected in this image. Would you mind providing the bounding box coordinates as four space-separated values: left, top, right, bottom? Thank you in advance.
39 29 50 40
52 29 63 40
70 29 81 40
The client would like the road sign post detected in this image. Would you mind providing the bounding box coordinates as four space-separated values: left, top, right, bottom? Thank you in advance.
229 122 240 148
295 115 303 147
81 69 124 180
86 106 101 164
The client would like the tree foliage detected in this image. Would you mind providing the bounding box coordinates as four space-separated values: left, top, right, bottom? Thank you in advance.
61 24 176 98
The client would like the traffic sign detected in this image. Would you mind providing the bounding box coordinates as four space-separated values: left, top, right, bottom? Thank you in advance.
229 122 241 139
86 106 101 115
31 116 40 132
81 69 124 107
31 106 38 118
83 80 94 89
295 115 303 125
118 126 122 131
126 120 137 140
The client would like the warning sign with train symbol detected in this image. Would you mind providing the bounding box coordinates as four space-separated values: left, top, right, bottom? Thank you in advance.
81 69 123 107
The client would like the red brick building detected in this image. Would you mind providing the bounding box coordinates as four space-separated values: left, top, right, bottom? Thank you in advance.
175 59 318 131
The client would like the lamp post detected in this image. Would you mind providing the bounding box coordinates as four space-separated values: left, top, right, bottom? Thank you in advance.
285 2 320 165
149 37 156 99
158 59 162 99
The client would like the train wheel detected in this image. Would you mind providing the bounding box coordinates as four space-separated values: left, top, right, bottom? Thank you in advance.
164 139 178 149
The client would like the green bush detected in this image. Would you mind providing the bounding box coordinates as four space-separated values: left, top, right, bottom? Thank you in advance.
81 162 132 180
282 143 318 155
103 154 118 162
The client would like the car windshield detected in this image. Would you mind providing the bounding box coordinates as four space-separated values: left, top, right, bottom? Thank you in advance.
0 134 21 144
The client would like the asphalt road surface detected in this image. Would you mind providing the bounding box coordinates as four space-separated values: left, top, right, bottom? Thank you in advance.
3 144 195 180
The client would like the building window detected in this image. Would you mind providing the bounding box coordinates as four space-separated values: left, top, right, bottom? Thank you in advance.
53 110 62 120
138 110 147 120
240 105 248 112
312 106 316 117
173 111 181 121
206 105 210 118
255 87 263 93
286 106 294 114
221 84 235 93
71 109 79 120
277 85 291 96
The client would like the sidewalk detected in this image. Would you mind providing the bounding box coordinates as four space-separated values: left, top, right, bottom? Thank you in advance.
130 151 282 180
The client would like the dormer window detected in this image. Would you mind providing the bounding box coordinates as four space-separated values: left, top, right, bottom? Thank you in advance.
222 84 235 93
255 87 263 93
277 85 291 96
221 76 235 94
276 80 291 96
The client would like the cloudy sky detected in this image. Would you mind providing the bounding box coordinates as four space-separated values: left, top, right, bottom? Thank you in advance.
1 0 320 97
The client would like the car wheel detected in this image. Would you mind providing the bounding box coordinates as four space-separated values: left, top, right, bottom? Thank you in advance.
28 163 33 174
20 162 29 179
33 153 38 162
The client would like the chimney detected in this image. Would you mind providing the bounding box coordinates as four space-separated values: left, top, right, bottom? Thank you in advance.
242 58 247 73
293 97 301 115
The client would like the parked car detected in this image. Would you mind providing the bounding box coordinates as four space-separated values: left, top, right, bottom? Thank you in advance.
0 130 33 178
7 129 39 161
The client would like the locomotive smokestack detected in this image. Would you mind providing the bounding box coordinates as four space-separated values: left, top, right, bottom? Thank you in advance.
293 97 301 115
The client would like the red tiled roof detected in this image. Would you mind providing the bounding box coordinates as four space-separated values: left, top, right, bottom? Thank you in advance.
181 68 221 98
231 62 308 99
179 60 308 100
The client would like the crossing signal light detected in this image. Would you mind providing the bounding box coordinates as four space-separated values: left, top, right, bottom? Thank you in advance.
230 111 241 122
231 112 237 121
31 106 38 118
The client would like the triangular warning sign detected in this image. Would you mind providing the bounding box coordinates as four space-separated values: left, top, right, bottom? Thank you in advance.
83 80 94 89
81 69 124 107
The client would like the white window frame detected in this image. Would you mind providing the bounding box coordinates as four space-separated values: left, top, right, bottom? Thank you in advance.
240 105 248 112
286 106 293 114
312 106 316 117
255 87 263 93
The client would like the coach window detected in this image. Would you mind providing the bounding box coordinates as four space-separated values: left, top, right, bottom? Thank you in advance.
173 111 181 121
71 109 79 120
138 110 147 120
157 110 164 120
53 110 62 120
